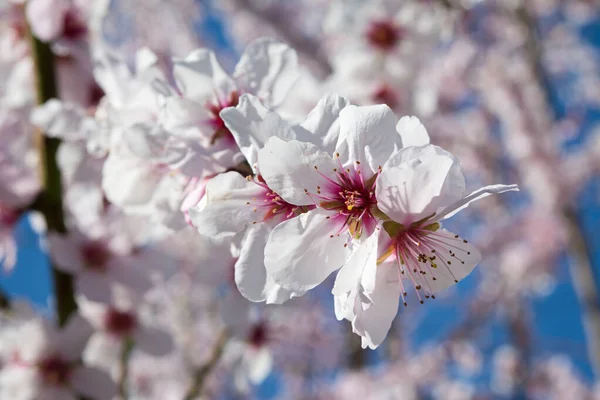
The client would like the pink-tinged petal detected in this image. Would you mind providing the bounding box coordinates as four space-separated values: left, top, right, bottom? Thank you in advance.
76 271 112 303
173 49 236 103
258 137 338 206
221 94 296 169
134 327 173 357
264 209 349 292
56 313 93 361
188 172 265 238
435 184 519 221
339 104 400 173
108 263 153 295
396 116 430 147
43 387 78 400
70 366 117 400
300 94 350 155
26 0 68 42
48 233 85 274
352 262 400 350
417 229 482 293
234 37 299 107
377 152 455 224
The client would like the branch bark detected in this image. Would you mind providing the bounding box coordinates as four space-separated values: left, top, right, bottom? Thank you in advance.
27 29 77 327
183 329 229 400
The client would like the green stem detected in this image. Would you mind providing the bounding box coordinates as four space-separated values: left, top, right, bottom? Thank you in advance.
183 330 229 400
27 28 76 327
118 339 135 399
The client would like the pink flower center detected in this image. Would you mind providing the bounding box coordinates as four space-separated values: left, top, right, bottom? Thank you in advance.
248 175 313 224
38 355 72 386
104 308 137 337
81 241 111 272
248 322 269 348
62 8 87 40
366 20 403 51
372 85 401 110
0 204 20 226
207 91 240 146
307 156 379 239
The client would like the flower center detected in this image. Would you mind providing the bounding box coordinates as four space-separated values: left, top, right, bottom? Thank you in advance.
248 322 269 348
379 218 474 306
104 308 137 337
62 9 88 40
81 241 111 272
307 156 379 239
0 204 20 226
208 91 240 145
366 20 403 51
38 355 72 386
372 85 401 110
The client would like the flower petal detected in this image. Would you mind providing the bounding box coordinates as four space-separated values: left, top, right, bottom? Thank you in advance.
339 104 400 173
135 327 173 357
234 37 299 108
435 184 520 221
396 116 430 147
418 229 482 293
221 94 296 169
265 209 349 292
300 94 350 154
352 262 400 350
258 137 337 205
377 145 465 223
70 366 117 400
173 49 236 102
188 172 265 238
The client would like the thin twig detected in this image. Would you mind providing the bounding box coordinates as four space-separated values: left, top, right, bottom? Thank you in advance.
118 339 135 399
563 207 600 377
183 329 229 400
0 288 9 310
27 26 77 327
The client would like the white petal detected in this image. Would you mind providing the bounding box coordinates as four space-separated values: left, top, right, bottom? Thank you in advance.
300 94 350 154
188 172 265 238
173 49 236 102
396 116 430 147
377 145 465 223
332 231 379 296
235 224 269 302
246 347 273 384
70 366 117 400
134 326 173 357
234 37 299 107
435 184 519 221
419 230 482 293
264 209 348 292
339 104 400 173
30 100 86 140
352 262 400 350
26 0 67 42
258 137 337 205
56 313 93 361
76 271 112 303
221 94 296 168
48 233 84 274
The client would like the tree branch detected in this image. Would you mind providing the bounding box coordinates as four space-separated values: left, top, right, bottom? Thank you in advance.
27 28 77 327
183 329 229 400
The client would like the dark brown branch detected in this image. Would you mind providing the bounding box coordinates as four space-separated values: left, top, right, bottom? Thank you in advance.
27 29 77 327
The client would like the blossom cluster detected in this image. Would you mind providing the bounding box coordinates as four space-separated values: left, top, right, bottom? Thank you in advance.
0 0 598 399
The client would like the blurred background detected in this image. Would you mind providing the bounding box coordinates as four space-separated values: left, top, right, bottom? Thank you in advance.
1 0 600 399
